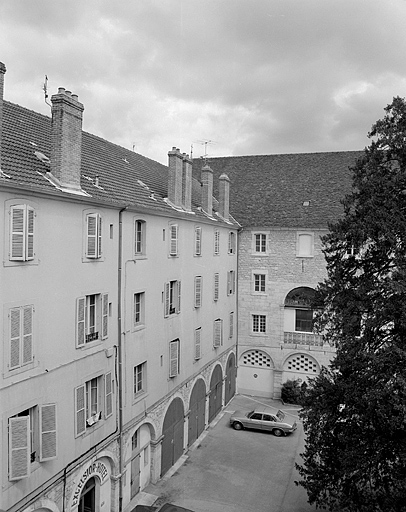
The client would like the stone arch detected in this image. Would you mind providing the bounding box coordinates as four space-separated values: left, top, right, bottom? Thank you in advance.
161 397 185 477
187 378 206 447
208 364 223 423
224 352 237 404
23 498 61 512
238 349 275 398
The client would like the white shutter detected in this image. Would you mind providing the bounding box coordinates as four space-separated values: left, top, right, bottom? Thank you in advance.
194 328 201 360
169 340 179 377
105 372 113 418
229 312 234 339
214 273 219 301
177 280 181 314
22 305 33 365
76 297 86 347
10 307 21 369
194 276 202 308
98 214 102 257
86 214 98 258
227 271 231 296
164 283 170 317
214 230 220 255
9 416 30 480
214 319 223 347
10 205 25 260
195 227 202 255
75 385 86 436
40 404 57 461
169 225 178 256
102 293 109 339
26 207 35 260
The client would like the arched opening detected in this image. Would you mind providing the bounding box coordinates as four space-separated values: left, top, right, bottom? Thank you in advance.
283 352 320 383
188 379 206 447
225 353 236 404
284 287 322 345
208 365 223 423
161 397 184 477
78 477 97 512
238 349 274 398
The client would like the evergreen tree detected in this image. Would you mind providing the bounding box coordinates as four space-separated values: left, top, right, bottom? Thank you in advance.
296 97 406 512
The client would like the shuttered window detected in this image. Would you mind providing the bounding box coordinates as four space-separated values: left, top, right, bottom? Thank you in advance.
10 205 35 261
40 404 57 461
229 312 234 339
86 213 102 259
8 416 30 481
76 293 108 346
194 328 202 360
105 372 113 418
227 271 235 295
195 227 202 255
169 339 180 377
9 305 34 370
164 281 181 317
194 276 202 308
169 224 178 256
214 230 220 255
75 384 86 437
213 319 223 347
102 293 109 339
214 273 220 301
228 232 236 254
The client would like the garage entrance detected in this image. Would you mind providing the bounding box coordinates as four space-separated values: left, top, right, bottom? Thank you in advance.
238 349 274 398
161 398 184 477
188 379 206 447
224 352 237 404
208 365 223 423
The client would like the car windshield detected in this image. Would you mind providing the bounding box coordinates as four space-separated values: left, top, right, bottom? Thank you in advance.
276 410 285 421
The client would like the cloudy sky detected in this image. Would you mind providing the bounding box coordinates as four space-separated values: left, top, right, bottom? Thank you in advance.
1 0 406 164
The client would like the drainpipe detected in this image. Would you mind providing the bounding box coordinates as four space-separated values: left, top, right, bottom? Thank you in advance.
118 206 128 512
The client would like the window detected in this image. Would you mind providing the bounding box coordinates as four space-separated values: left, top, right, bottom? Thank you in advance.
9 305 34 370
134 292 145 328
85 213 102 259
75 373 112 436
228 232 236 254
295 309 313 332
213 273 220 301
252 314 266 333
134 219 146 256
254 233 266 253
169 224 178 256
194 276 202 308
10 204 35 261
195 227 202 256
8 404 57 481
346 243 359 257
297 232 314 257
214 230 220 255
229 312 234 339
254 273 266 293
76 293 109 346
227 271 235 295
134 363 146 396
194 328 202 360
213 319 223 347
169 339 180 377
164 280 181 317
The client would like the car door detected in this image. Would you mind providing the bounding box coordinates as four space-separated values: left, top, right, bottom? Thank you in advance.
247 412 263 430
262 414 277 432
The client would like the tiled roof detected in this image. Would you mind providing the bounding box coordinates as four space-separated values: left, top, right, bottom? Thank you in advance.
0 101 238 226
193 152 363 229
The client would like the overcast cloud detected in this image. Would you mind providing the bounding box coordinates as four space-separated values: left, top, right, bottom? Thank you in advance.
1 0 406 164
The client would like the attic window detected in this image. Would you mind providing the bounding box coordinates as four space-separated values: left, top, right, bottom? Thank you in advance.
302 201 310 207
34 151 50 164
137 180 150 190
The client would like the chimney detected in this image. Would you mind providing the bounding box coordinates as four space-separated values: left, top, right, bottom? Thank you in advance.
0 62 6 171
219 173 230 221
201 164 213 216
168 147 183 207
50 87 84 190
182 153 192 211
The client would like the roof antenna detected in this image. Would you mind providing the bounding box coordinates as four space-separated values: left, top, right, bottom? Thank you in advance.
194 139 216 165
43 75 51 107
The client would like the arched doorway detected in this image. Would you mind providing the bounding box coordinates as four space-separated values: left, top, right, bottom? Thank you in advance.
283 352 320 383
225 353 236 404
188 379 206 447
208 365 223 423
238 349 274 397
78 477 96 512
284 287 320 344
161 398 184 477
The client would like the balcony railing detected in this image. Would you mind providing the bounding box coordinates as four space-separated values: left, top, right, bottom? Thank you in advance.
284 331 332 347
86 331 99 343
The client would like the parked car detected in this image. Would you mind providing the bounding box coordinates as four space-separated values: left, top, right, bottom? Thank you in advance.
230 407 297 436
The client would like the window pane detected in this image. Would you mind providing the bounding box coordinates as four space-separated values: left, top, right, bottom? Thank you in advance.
298 234 312 256
295 309 313 332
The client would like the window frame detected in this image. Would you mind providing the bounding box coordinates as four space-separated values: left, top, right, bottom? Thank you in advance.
194 226 202 256
169 224 179 257
253 232 267 254
164 280 181 317
85 212 103 259
9 204 35 262
252 313 267 334
194 327 202 360
133 291 145 329
133 362 146 397
9 304 34 370
253 272 266 293
295 308 313 333
169 339 180 377
76 293 108 347
228 231 236 255
296 232 314 258
229 312 234 339
227 270 236 296
134 219 146 257
194 276 203 308
75 373 111 437
214 229 220 255
213 319 223 347
213 273 220 302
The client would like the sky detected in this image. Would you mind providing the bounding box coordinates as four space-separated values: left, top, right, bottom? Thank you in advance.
1 0 406 165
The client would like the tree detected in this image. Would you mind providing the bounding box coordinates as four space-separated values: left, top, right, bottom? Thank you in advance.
296 97 406 512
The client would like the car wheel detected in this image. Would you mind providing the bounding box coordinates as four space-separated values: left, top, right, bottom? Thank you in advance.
233 421 244 430
272 428 284 437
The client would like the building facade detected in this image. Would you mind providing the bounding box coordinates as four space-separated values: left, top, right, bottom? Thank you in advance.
0 63 238 512
196 152 362 398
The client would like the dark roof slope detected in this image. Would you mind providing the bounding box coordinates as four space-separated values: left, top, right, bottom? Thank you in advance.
193 152 363 229
1 101 238 226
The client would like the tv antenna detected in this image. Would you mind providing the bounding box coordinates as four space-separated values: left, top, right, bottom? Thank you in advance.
193 139 216 165
43 75 51 107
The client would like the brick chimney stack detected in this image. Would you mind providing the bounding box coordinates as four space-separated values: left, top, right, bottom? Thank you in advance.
201 164 213 216
0 62 6 171
168 147 183 207
182 153 192 211
50 87 84 190
219 173 230 221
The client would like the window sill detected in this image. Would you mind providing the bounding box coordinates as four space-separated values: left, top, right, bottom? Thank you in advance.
133 324 146 333
132 390 148 405
134 255 147 260
5 360 38 379
296 255 314 259
250 332 267 337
